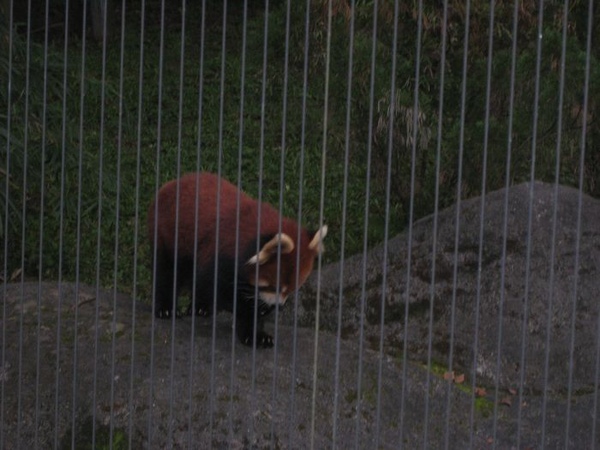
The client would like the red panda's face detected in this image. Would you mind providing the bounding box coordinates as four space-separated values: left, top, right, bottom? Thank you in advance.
246 226 327 306
250 268 297 306
250 254 314 305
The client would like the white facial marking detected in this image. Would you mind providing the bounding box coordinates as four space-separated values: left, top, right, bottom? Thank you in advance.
308 225 328 252
258 290 289 306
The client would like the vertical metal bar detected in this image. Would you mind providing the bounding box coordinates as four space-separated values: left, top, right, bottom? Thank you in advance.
540 0 570 445
148 0 167 444
54 0 71 446
420 0 448 446
186 0 206 446
468 1 495 447
71 0 89 446
15 0 32 441
129 0 146 447
374 0 401 446
165 1 188 446
287 0 311 445
229 0 248 441
492 0 519 447
270 0 292 445
354 0 379 446
512 1 545 448
91 0 111 444
0 0 14 445
444 0 471 448
250 0 269 439
309 0 332 445
108 0 128 447
210 0 229 442
332 0 355 446
568 0 593 445
34 0 51 443
395 0 425 445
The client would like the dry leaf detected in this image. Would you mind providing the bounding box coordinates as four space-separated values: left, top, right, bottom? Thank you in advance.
454 373 465 384
443 371 454 380
475 387 487 397
501 396 512 406
10 268 22 282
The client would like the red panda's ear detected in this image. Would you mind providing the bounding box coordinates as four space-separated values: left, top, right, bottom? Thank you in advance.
246 233 295 266
308 225 328 254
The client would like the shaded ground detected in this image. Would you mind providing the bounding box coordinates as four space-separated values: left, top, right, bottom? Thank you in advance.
1 182 599 448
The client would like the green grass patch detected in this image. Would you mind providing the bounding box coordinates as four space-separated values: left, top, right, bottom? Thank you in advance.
1 0 598 308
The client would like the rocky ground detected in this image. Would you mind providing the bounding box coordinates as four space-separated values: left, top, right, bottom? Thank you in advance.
1 182 599 448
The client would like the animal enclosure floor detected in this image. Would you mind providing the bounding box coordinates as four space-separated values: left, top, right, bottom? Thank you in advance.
0 281 597 448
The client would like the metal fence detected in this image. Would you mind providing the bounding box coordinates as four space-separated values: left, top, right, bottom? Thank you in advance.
1 0 599 448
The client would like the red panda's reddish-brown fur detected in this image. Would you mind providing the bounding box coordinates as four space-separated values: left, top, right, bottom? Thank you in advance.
147 172 326 348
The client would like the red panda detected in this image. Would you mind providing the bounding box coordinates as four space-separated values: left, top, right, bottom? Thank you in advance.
147 172 327 348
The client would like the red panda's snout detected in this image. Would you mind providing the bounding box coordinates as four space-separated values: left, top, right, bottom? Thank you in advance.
256 289 290 306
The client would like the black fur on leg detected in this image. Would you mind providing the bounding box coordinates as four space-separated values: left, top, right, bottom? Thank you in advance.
236 314 274 348
186 303 212 317
153 250 177 319
187 279 215 318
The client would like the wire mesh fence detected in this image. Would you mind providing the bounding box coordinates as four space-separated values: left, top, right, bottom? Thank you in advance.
1 0 599 448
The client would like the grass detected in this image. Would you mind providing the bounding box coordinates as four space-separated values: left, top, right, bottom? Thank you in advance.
1 0 598 304
2 1 388 300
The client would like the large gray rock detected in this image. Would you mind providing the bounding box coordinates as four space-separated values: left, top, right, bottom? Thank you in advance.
1 280 598 448
0 282 481 448
290 182 600 394
1 182 598 448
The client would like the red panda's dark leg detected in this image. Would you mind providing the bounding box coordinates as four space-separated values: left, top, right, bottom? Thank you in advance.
236 314 274 348
153 248 178 318
188 278 213 317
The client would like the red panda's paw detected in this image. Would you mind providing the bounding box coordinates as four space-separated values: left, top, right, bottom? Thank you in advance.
242 331 274 349
186 304 212 317
155 307 182 319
